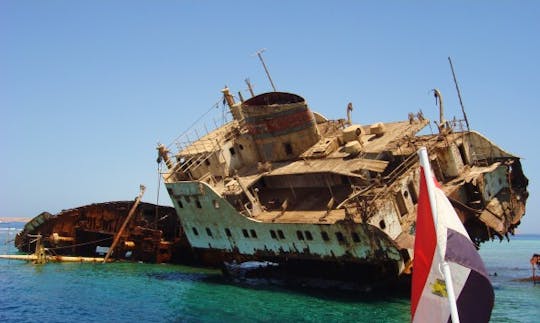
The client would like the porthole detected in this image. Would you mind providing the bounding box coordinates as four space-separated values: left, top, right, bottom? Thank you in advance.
277 230 285 239
270 230 277 239
296 230 305 240
304 231 313 241
192 227 199 236
250 229 257 238
379 220 386 230
336 232 345 242
225 228 232 237
206 227 213 237
195 198 202 209
242 229 249 238
177 199 184 208
352 232 360 242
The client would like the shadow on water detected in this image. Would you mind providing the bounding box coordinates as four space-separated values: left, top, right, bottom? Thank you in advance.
146 268 411 303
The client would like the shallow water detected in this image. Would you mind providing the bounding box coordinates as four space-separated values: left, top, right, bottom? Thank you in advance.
1 226 538 322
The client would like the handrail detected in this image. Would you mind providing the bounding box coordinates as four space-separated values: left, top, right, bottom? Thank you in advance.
164 105 236 176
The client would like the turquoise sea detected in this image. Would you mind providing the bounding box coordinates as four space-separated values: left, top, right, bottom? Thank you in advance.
1 224 539 323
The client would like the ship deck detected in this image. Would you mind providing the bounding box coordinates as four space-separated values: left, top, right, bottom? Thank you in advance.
251 209 348 224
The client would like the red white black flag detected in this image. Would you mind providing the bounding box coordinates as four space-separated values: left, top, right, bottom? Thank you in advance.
411 148 494 323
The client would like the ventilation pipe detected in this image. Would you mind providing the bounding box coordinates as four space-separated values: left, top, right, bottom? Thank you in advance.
433 89 446 133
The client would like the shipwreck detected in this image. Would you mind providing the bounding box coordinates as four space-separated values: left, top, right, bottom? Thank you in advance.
14 200 194 264
156 84 528 286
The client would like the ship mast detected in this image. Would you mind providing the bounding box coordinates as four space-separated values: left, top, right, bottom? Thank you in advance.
255 48 277 92
448 57 471 131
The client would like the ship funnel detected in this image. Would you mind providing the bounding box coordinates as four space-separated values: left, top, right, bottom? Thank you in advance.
242 92 320 161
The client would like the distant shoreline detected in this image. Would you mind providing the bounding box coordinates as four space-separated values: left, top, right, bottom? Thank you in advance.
0 217 31 223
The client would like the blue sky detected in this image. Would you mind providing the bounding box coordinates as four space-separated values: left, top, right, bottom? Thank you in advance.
1 1 538 233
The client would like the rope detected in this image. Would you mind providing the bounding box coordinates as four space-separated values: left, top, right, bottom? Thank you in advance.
166 97 223 149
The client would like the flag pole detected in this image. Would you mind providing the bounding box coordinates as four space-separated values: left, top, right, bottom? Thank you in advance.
418 147 460 323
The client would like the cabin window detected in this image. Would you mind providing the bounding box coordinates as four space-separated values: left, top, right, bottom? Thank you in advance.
284 143 293 155
250 229 257 238
270 230 277 239
458 144 467 165
379 220 386 230
213 200 220 209
229 147 236 156
195 198 202 209
192 227 199 236
336 232 345 243
395 192 408 217
321 231 330 241
352 232 360 242
242 229 249 238
176 199 184 208
278 230 285 239
407 181 418 204
206 227 213 237
304 231 313 241
225 228 232 237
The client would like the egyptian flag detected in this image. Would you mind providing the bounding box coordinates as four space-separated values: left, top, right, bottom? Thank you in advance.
411 148 494 323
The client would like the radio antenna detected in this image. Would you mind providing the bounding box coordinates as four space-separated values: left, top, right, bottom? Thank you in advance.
255 49 277 92
448 57 470 131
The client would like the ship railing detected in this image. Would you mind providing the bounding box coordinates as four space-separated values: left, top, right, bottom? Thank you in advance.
353 153 421 221
164 98 235 176
339 151 421 211
174 136 222 176
384 152 419 184
177 123 241 176
447 117 468 133
166 96 232 151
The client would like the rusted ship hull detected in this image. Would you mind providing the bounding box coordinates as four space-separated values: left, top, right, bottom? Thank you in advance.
166 180 406 284
158 88 528 285
15 201 196 264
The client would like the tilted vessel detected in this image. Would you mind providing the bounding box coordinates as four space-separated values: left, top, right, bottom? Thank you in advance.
157 86 528 285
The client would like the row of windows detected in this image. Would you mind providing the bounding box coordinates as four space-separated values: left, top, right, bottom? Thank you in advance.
176 197 220 210
191 227 363 243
